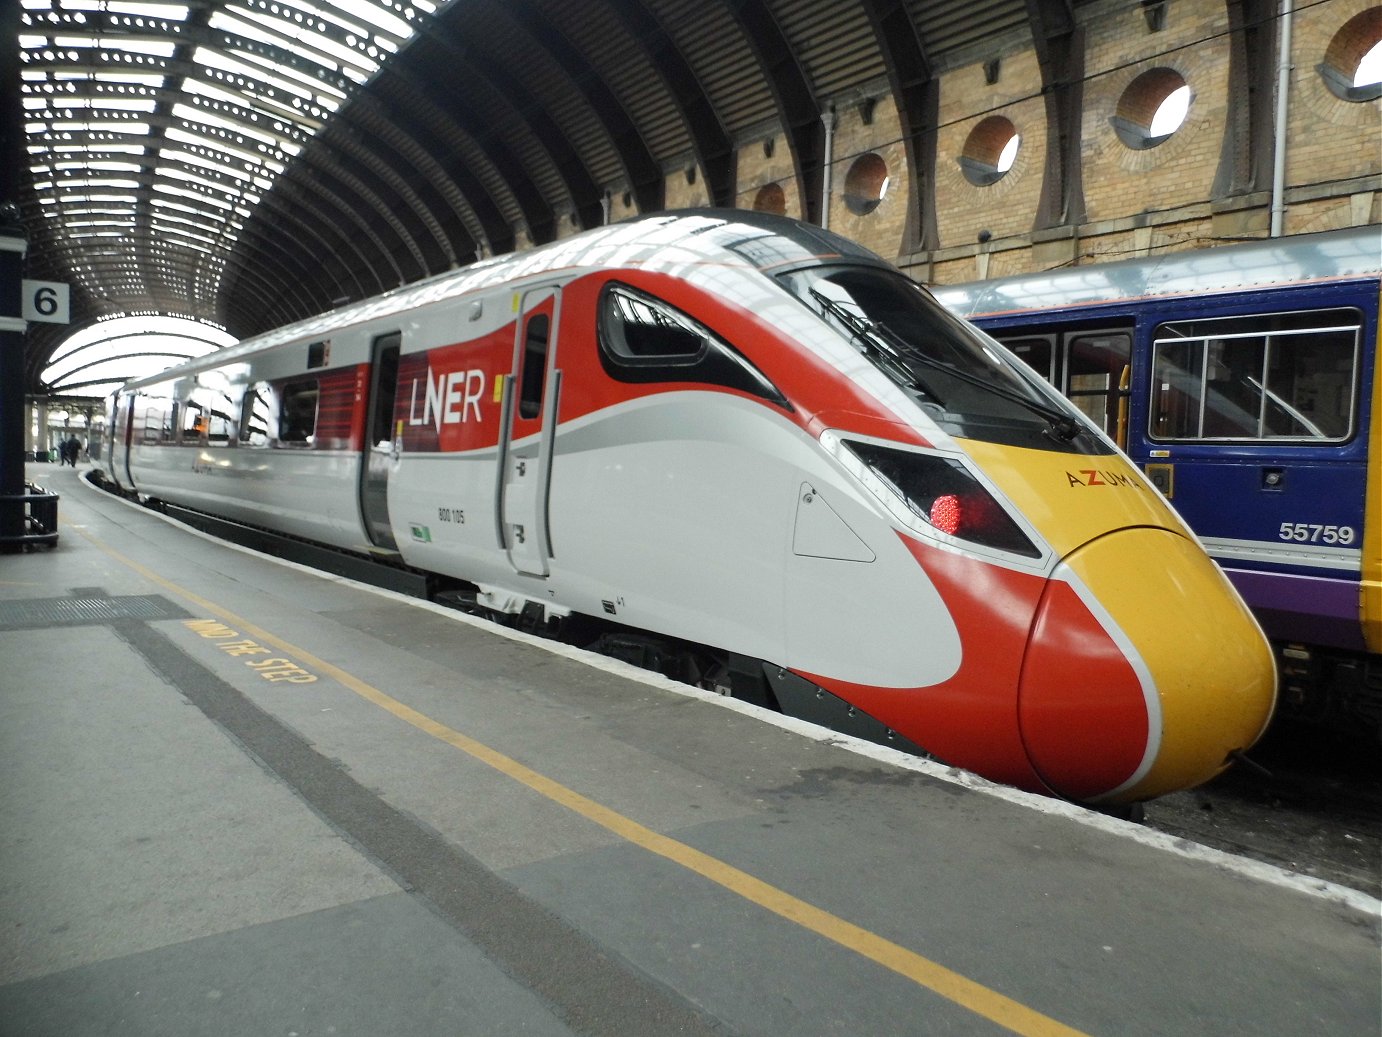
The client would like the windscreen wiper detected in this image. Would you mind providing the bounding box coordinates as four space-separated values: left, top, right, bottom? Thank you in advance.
809 290 941 402
870 321 1085 442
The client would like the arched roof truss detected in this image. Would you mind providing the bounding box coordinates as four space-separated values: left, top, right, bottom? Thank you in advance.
16 0 1095 397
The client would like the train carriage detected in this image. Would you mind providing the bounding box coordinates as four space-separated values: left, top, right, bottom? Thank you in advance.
102 210 1278 806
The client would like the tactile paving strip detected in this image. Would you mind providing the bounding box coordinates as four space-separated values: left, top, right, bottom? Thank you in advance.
0 595 191 629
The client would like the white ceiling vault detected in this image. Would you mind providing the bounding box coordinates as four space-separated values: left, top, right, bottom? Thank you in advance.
16 0 1070 397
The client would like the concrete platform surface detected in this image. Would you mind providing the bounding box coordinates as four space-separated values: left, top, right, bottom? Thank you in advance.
1 463 1378 1037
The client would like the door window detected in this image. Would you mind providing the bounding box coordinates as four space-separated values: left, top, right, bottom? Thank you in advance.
518 314 549 420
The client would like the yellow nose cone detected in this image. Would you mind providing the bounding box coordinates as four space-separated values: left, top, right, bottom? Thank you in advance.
1062 529 1278 802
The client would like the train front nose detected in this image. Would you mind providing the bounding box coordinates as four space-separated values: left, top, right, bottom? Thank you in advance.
1018 527 1277 804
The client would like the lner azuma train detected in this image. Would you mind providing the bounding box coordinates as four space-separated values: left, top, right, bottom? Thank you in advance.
934 226 1382 740
102 210 1276 806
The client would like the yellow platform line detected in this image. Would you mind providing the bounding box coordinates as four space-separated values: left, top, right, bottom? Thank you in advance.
76 523 1089 1037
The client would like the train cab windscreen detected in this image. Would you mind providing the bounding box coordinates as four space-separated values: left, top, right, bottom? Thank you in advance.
779 265 1109 453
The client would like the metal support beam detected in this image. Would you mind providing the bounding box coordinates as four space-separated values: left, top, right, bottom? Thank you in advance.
606 0 735 208
1026 0 1087 230
502 0 665 215
859 0 939 251
729 0 824 225
1 0 30 548
1214 0 1278 201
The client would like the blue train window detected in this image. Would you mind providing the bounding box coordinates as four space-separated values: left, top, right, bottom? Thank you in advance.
992 331 1133 448
1150 309 1360 442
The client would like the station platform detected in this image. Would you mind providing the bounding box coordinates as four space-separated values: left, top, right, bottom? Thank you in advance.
2 463 1378 1037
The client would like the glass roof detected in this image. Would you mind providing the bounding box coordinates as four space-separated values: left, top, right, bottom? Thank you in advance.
20 0 439 399
42 313 237 398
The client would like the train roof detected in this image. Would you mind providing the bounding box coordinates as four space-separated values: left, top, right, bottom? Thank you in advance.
120 210 888 391
932 225 1382 319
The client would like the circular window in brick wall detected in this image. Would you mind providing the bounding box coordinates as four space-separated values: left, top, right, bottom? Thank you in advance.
959 116 1021 186
1319 8 1382 102
842 153 890 215
1111 68 1192 150
753 182 786 215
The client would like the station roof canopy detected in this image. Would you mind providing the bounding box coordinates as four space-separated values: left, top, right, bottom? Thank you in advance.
16 0 1064 398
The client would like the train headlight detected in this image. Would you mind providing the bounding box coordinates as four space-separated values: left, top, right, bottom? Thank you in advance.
837 437 1040 558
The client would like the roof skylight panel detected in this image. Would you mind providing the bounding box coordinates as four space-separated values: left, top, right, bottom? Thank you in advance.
38 193 134 206
54 160 142 173
105 3 190 17
33 177 142 191
94 38 178 58
152 210 242 238
43 120 151 135
151 220 228 247
318 0 411 42
214 8 376 76
181 77 251 108
169 101 282 145
45 144 147 156
160 147 259 183
150 196 206 215
153 182 239 211
157 164 248 199
63 217 137 229
164 126 287 174
143 231 216 255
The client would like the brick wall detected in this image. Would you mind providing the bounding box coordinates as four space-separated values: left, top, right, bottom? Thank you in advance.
655 0 1380 283
1287 0 1382 233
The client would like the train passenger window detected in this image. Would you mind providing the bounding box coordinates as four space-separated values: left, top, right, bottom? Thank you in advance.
989 329 1132 446
239 384 273 446
181 399 206 444
1150 309 1360 442
143 405 170 444
205 399 235 444
1065 333 1131 436
597 284 788 406
602 290 706 362
518 314 549 420
1003 337 1055 383
278 381 319 444
194 375 236 445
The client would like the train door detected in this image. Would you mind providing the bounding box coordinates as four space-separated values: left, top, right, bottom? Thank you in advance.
116 391 136 488
496 287 562 577
994 328 1132 448
1064 331 1132 447
359 332 401 551
104 397 121 480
